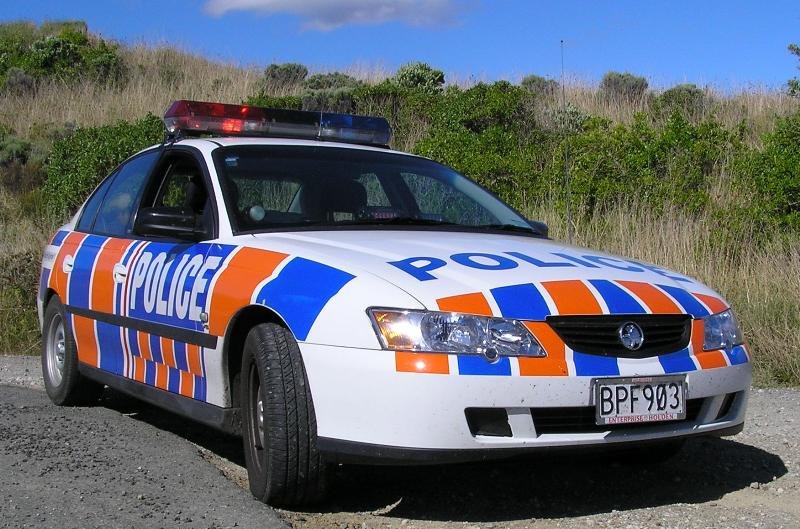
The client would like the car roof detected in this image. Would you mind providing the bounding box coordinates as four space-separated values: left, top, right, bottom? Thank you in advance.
168 136 422 158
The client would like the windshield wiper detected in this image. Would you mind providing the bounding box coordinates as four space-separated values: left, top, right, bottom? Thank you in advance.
348 217 458 226
475 223 542 236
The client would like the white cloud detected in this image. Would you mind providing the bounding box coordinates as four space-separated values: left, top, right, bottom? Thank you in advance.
203 0 462 30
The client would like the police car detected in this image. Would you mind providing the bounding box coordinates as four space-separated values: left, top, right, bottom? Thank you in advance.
39 100 751 506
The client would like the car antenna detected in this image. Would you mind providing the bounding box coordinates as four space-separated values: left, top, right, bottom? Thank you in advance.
561 39 573 244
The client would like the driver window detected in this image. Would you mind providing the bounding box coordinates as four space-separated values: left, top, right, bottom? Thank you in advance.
93 151 158 237
138 152 215 240
154 159 209 215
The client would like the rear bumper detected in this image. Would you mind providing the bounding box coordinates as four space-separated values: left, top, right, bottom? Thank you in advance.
301 343 752 455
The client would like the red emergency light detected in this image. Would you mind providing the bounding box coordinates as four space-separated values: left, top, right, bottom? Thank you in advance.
163 100 391 147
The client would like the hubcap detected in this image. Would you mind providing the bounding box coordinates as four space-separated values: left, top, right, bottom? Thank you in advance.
249 364 267 452
46 314 66 387
256 391 266 448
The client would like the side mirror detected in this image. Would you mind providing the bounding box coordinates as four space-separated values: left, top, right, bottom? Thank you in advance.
527 219 549 238
134 207 208 241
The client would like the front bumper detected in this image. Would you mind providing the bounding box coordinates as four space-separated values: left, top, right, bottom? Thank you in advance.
301 344 751 460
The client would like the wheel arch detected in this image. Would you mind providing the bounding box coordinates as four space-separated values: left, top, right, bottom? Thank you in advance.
39 288 60 329
223 304 291 409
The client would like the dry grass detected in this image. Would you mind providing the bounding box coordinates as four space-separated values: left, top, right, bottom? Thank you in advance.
0 45 797 384
528 202 800 387
0 45 797 145
0 46 261 137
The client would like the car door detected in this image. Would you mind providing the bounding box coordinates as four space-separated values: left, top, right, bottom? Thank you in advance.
66 150 159 379
120 148 221 401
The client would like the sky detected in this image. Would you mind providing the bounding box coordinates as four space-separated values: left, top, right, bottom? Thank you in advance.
3 0 799 90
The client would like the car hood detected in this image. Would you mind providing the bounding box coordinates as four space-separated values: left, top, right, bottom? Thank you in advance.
247 230 725 317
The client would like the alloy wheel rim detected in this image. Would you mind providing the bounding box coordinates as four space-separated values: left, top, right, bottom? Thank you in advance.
46 314 66 387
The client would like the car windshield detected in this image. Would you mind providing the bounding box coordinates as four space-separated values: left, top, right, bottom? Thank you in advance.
212 145 536 235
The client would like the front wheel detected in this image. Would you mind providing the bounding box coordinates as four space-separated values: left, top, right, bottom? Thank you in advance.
240 322 327 506
41 297 103 405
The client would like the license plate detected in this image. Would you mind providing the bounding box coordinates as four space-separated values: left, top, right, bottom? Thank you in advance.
593 375 687 425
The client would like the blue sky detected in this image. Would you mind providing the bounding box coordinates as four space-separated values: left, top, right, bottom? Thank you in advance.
3 0 799 89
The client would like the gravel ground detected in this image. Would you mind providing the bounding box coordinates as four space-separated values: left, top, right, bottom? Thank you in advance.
2 354 799 529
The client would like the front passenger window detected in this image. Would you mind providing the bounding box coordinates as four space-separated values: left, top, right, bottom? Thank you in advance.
93 151 159 237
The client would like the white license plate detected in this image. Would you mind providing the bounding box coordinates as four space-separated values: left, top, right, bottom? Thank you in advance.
593 375 687 425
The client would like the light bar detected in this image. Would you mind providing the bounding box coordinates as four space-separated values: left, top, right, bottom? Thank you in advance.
163 100 391 147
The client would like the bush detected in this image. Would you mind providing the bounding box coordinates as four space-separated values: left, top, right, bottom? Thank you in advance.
653 83 708 118
244 93 302 109
789 43 800 97
736 111 800 228
302 88 356 113
547 102 589 132
520 74 559 98
1 66 35 94
82 39 126 83
0 128 31 165
261 62 308 90
392 62 445 93
43 114 163 215
303 72 360 90
600 71 648 102
0 20 125 85
25 36 82 79
415 82 532 201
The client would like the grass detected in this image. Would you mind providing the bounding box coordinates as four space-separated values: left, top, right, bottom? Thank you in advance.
0 41 797 386
529 202 800 387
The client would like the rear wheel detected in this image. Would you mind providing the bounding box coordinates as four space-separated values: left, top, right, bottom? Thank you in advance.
240 322 326 506
41 297 103 406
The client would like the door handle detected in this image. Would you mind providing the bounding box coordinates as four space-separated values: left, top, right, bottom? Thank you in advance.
63 255 74 273
113 263 128 284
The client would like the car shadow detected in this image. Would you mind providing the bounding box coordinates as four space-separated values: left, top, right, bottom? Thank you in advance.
98 388 787 522
98 388 246 467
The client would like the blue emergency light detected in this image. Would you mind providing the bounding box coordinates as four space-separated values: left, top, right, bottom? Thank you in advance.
163 100 391 147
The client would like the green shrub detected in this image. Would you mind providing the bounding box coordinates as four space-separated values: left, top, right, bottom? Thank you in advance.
789 43 800 97
415 82 532 202
261 62 308 90
43 114 163 215
653 83 708 118
352 81 436 150
520 74 559 98
547 102 589 132
303 71 360 90
0 129 31 165
244 93 302 109
736 111 800 228
82 39 126 83
25 36 82 79
40 20 88 38
600 71 648 102
0 20 125 85
302 88 356 113
392 62 445 93
1 66 35 94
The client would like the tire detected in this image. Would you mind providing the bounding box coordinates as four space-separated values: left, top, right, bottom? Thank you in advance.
41 297 104 406
240 322 327 506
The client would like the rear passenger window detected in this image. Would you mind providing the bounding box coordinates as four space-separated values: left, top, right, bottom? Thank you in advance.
76 173 116 232
93 151 158 237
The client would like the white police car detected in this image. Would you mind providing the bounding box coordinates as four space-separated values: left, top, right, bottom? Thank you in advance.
39 100 751 506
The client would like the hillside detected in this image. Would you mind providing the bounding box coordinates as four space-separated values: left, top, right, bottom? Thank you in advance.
0 21 798 385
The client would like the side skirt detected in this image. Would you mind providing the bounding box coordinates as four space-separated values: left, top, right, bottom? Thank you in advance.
79 363 241 435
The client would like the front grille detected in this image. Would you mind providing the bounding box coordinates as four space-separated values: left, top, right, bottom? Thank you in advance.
531 398 704 435
546 314 691 358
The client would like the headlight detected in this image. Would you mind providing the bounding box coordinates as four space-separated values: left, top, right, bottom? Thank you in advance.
368 308 546 361
703 309 743 351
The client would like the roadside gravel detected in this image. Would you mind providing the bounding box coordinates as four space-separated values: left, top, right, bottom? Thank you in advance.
2 355 798 529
